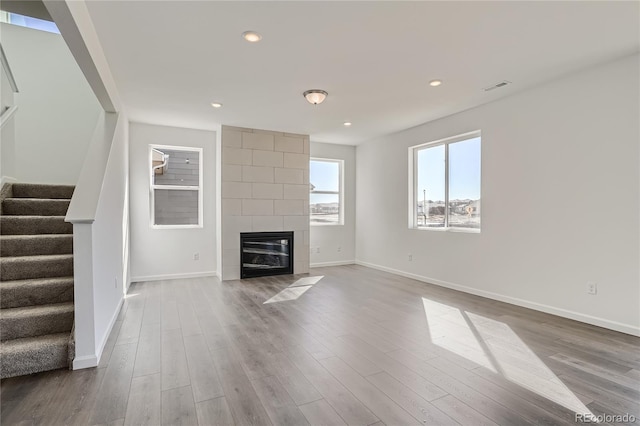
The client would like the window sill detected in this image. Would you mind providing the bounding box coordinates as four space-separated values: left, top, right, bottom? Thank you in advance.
411 226 480 234
151 224 203 230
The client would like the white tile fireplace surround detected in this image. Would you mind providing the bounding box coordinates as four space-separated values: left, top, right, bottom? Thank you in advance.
220 125 310 280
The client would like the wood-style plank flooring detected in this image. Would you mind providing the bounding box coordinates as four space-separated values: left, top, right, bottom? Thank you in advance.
2 265 639 425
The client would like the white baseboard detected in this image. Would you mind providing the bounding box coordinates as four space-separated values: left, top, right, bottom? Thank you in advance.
73 296 123 370
73 354 98 370
310 260 355 268
355 260 640 337
94 296 124 367
131 271 218 283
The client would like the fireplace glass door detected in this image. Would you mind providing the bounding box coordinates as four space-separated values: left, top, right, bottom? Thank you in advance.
240 232 294 278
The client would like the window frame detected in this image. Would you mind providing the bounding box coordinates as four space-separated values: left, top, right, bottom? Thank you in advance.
409 130 481 232
149 144 203 229
310 157 344 226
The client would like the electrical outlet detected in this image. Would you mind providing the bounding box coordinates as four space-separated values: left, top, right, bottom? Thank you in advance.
586 282 597 295
337 246 342 252
114 277 118 289
193 253 199 261
316 247 320 254
408 254 413 261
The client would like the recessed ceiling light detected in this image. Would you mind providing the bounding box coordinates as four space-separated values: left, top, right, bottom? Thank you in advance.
242 31 262 42
211 102 223 108
343 122 352 127
429 80 442 87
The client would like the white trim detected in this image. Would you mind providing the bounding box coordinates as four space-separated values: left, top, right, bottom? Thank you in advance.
73 295 123 370
149 144 203 228
72 354 98 370
94 295 124 366
310 157 344 226
66 218 95 224
310 260 355 268
0 105 18 128
409 130 481 231
131 271 217 283
0 44 18 92
355 260 640 337
1 175 17 188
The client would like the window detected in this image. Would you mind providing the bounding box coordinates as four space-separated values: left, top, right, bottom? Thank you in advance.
149 145 203 227
0 11 60 34
410 131 481 231
310 158 343 225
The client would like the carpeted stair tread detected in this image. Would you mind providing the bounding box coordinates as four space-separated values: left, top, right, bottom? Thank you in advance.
1 254 74 281
0 302 74 341
1 277 74 309
0 216 72 235
12 183 74 200
0 333 69 379
2 198 71 216
0 182 75 378
1 234 73 257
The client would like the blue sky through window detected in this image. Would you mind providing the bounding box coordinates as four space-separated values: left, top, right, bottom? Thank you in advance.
417 136 481 202
2 12 60 34
310 160 339 204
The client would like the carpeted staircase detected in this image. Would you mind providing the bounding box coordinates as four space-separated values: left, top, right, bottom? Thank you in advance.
0 183 75 379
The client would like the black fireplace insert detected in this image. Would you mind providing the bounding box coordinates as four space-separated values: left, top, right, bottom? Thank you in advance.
240 231 294 279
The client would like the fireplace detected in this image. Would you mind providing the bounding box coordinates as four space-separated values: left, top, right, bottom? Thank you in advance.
240 232 294 279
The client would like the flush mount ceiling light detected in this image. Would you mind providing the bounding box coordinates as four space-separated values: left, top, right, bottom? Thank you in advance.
303 89 328 105
210 102 223 108
242 31 262 42
429 79 442 87
343 122 352 127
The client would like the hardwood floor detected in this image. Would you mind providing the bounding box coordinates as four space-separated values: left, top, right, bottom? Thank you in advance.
2 265 639 425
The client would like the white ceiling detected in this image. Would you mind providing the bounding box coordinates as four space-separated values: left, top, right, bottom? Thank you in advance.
85 1 639 145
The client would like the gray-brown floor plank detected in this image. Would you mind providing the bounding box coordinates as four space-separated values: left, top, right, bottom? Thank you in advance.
183 333 224 403
251 375 310 426
160 328 190 391
2 267 639 426
298 399 347 426
90 342 137 425
161 385 198 426
123 373 161 426
195 396 235 426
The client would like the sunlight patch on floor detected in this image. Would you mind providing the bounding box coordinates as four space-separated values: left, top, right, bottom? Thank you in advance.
422 297 593 416
289 275 324 287
263 276 324 304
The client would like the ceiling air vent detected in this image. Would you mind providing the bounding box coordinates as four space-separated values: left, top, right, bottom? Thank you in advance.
484 81 512 92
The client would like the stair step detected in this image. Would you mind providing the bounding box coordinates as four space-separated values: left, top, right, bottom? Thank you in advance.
0 254 73 281
1 234 73 257
0 216 72 235
1 277 74 309
12 183 74 200
0 302 74 341
0 333 69 379
2 198 70 216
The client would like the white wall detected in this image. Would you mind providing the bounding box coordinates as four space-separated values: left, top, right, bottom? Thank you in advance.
310 142 356 266
129 122 216 281
1 56 16 182
356 54 640 335
91 113 129 362
1 114 16 184
1 23 102 184
66 112 129 369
